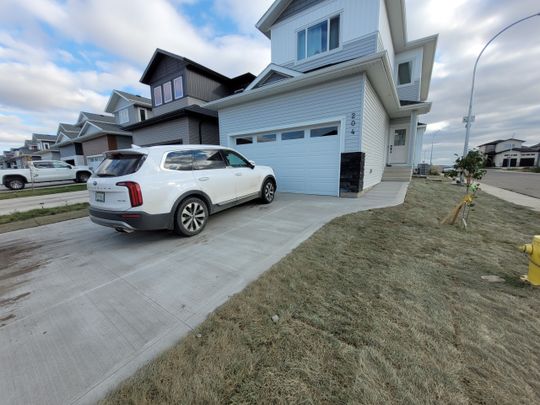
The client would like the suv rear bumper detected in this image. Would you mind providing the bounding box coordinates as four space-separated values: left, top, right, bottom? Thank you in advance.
89 207 171 231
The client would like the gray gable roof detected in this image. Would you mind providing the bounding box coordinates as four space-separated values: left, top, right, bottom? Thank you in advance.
79 112 116 124
114 90 151 106
32 133 56 142
84 120 131 135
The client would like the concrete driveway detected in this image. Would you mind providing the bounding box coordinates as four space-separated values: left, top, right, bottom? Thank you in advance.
0 183 408 405
0 191 88 215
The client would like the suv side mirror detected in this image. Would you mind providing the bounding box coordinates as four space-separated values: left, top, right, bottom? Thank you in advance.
249 160 256 168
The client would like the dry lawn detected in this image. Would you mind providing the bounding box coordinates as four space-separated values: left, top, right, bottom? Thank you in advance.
102 180 540 405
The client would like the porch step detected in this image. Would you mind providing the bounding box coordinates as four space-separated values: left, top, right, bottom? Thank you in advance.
382 166 412 182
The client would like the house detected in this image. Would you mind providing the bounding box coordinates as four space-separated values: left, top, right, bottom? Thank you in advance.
478 139 540 168
205 0 438 197
104 90 153 127
123 49 255 147
32 134 60 161
54 112 134 170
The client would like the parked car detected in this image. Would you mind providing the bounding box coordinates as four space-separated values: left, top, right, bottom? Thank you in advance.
0 160 92 190
87 145 277 236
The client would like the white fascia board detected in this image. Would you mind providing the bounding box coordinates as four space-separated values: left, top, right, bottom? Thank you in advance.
205 51 430 120
104 91 124 113
256 0 290 38
245 63 302 91
77 121 101 138
385 0 407 50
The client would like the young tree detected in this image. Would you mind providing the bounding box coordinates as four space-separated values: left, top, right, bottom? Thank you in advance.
446 150 487 190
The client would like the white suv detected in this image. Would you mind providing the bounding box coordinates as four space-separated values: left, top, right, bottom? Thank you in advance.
87 145 276 236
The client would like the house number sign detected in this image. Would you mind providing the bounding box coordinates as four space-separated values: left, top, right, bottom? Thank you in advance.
350 112 358 135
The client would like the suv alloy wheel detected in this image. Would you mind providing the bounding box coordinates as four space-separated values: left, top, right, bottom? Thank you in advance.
261 179 275 204
175 197 209 236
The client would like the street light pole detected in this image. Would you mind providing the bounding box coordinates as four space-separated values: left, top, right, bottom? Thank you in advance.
430 130 439 166
462 12 540 157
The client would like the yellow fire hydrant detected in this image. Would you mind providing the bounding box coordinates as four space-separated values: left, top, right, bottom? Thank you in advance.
520 236 540 286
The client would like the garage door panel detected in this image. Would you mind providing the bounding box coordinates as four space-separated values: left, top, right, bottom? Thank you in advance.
234 127 340 196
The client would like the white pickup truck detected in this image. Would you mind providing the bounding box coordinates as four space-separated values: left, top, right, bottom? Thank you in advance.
0 160 93 190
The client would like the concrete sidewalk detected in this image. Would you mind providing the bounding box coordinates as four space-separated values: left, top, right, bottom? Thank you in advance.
0 182 409 405
480 183 540 212
0 191 88 215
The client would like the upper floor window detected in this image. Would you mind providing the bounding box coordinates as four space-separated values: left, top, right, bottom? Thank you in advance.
397 61 412 85
139 108 147 122
154 86 163 106
119 108 129 124
43 143 50 150
163 81 173 103
297 15 340 61
173 76 184 99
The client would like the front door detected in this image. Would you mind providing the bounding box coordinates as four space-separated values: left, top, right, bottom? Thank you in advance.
388 128 408 164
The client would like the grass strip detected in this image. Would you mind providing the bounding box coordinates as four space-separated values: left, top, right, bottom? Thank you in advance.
0 203 89 225
102 180 540 405
0 184 87 200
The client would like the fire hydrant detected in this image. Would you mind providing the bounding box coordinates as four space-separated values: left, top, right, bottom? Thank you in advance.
520 236 540 286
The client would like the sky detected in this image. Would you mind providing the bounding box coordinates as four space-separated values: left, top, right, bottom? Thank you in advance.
0 0 539 165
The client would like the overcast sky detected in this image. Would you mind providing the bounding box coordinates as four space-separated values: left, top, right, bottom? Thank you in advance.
0 0 539 164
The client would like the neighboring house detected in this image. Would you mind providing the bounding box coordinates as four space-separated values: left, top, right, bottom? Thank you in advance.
123 49 255 147
54 122 85 166
205 0 438 197
479 139 540 167
104 90 153 127
32 134 60 161
53 112 133 170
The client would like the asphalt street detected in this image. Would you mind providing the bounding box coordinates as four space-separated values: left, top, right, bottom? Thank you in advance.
482 170 540 199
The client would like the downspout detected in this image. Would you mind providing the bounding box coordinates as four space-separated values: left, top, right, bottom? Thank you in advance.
198 120 204 144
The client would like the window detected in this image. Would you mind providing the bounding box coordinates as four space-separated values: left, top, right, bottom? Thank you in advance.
154 86 163 106
119 108 129 124
398 62 412 85
235 137 253 145
163 81 173 103
53 161 71 169
139 109 147 122
222 150 251 168
192 149 226 170
43 143 50 150
96 153 147 177
310 126 338 138
33 162 54 169
164 151 193 171
257 134 276 143
297 15 340 61
394 129 406 146
173 76 184 99
282 130 304 141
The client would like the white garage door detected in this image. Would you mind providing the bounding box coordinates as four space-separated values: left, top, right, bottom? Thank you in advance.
233 124 341 196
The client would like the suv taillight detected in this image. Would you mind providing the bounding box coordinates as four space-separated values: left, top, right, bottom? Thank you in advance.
116 181 143 207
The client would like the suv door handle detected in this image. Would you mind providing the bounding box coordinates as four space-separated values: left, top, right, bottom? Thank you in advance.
198 177 210 182
235 173 242 176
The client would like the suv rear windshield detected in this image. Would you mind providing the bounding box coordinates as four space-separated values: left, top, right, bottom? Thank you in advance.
95 153 146 177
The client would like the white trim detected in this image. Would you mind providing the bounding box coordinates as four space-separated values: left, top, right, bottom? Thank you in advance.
245 63 302 91
173 76 184 99
295 12 343 63
118 108 130 124
153 86 163 106
163 81 173 103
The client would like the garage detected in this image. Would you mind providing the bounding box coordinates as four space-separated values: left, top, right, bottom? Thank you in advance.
233 124 341 196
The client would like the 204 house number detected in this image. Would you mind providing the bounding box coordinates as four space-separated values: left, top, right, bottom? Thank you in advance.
350 112 357 135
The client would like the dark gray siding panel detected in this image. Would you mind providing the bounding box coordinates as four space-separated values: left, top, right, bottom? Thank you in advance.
397 80 420 101
283 33 378 73
187 118 220 145
275 0 326 24
148 57 187 84
254 72 289 88
131 118 190 146
116 136 133 150
185 69 230 102
59 144 77 158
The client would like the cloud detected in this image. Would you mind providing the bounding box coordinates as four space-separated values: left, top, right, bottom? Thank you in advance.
213 0 275 34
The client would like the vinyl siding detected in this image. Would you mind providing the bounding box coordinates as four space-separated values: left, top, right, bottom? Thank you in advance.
282 33 378 73
397 80 420 101
59 143 81 159
378 0 395 69
185 69 230 102
187 119 220 145
271 0 380 66
219 74 365 153
131 118 190 146
362 77 389 189
275 0 327 24
153 96 207 116
255 72 290 88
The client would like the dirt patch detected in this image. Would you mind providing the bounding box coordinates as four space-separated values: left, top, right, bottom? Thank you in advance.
0 313 15 327
0 291 31 307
